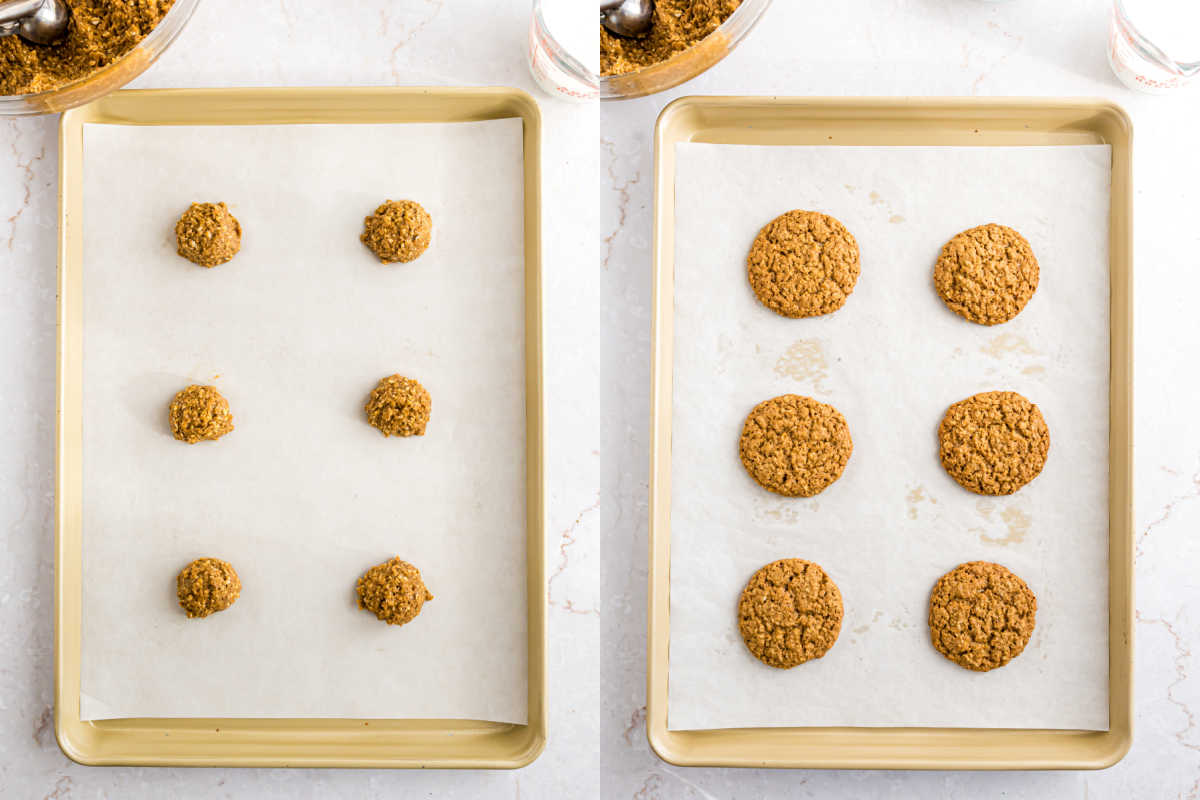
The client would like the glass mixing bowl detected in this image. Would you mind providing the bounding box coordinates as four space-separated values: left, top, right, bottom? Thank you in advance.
0 0 202 116
600 0 772 100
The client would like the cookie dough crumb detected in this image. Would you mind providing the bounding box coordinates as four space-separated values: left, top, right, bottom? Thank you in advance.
934 223 1039 325
365 374 431 437
356 557 433 626
738 558 843 669
175 202 242 267
928 561 1037 671
169 385 234 444
938 390 1049 496
361 200 432 264
177 557 241 619
739 394 853 497
747 210 861 318
600 0 741 76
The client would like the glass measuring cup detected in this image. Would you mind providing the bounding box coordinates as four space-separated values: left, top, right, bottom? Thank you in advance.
1109 0 1200 94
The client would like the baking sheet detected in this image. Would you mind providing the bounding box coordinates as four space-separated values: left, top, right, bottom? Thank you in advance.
79 119 527 722
668 143 1110 731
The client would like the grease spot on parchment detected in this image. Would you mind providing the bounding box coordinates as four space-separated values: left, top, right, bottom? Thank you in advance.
981 333 1038 358
906 484 938 519
774 339 829 393
1021 365 1046 376
869 191 883 205
754 499 819 524
979 505 1031 545
888 214 905 224
852 610 884 634
976 498 995 520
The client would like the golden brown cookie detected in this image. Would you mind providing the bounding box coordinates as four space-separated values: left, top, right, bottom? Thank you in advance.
928 561 1037 671
365 374 431 437
738 558 843 669
177 557 241 619
746 210 860 318
361 200 432 264
934 223 1039 325
739 394 853 497
175 202 242 267
169 385 234 444
938 390 1049 496
356 557 433 626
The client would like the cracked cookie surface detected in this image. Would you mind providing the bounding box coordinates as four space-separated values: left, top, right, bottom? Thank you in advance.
938 390 1049 496
747 210 860 318
177 557 241 619
356 557 433 626
928 561 1037 671
934 223 1038 325
169 384 234 444
738 558 843 669
739 394 852 497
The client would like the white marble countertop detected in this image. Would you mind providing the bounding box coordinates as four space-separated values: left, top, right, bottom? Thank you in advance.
2 0 1198 796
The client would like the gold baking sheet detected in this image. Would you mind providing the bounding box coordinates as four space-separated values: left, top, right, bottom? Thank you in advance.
55 87 545 768
646 96 1133 769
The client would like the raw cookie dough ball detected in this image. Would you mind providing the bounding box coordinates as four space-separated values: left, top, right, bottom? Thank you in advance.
169 384 234 444
928 561 1037 671
175 202 242 267
747 210 860 318
739 394 853 497
360 199 432 264
177 557 241 618
738 558 843 669
938 390 1049 496
356 557 434 626
365 374 431 437
934 223 1039 325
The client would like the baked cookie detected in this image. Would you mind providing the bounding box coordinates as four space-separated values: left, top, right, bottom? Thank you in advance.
938 390 1049 496
365 374 431 437
739 394 853 497
169 385 234 444
361 199 432 264
746 210 860 318
356 557 433 626
175 202 241 267
177 557 241 618
928 561 1037 671
934 223 1039 325
738 558 843 669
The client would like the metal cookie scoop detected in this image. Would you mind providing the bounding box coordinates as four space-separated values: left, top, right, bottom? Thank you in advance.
601 0 654 39
0 0 70 46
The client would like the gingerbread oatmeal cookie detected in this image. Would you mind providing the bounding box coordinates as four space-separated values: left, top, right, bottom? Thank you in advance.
746 210 860 318
175 202 241 267
739 394 853 497
938 390 1049 496
934 223 1039 325
928 561 1037 671
176 557 241 619
169 384 234 444
356 557 433 626
738 558 843 669
365 374 431 437
361 200 432 264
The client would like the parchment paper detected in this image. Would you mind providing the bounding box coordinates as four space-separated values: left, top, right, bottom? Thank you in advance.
669 143 1111 730
80 120 527 722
